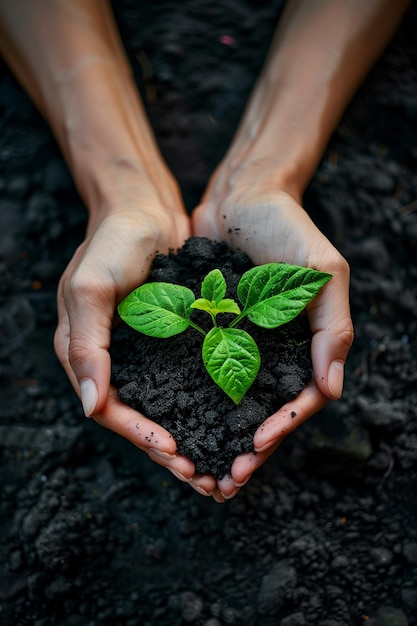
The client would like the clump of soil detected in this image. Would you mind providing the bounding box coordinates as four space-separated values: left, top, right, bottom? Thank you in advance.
110 237 312 478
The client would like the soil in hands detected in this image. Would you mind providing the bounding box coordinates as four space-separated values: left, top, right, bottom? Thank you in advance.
110 236 313 478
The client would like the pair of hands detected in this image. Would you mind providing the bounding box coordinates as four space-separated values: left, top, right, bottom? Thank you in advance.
54 158 353 503
1 0 407 502
2 0 406 501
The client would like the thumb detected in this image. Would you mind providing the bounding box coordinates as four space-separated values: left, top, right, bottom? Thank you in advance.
308 262 354 400
54 279 115 417
191 201 219 240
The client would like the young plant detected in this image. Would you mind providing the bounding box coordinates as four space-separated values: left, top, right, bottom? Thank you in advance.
117 263 331 404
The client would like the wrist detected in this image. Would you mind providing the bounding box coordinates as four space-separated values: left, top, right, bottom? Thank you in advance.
223 71 333 196
82 154 184 236
43 58 182 223
211 149 305 208
222 0 412 196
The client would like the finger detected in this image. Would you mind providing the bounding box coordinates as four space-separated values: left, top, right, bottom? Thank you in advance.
149 452 195 481
55 286 111 419
211 488 226 503
230 451 262 487
229 381 327 486
93 386 178 452
307 259 354 400
191 201 218 241
217 473 235 495
253 379 327 453
231 446 280 487
54 304 77 389
63 274 116 416
217 473 241 500
94 388 199 480
189 474 217 497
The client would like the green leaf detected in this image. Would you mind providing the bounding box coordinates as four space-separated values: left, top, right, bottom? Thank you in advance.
202 327 260 404
118 282 195 338
190 298 213 314
215 299 241 315
201 269 226 302
190 297 240 317
236 263 332 329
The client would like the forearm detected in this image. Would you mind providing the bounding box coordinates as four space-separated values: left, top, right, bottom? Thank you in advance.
0 0 170 216
225 0 411 194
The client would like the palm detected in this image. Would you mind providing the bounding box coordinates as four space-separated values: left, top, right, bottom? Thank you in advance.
192 184 352 494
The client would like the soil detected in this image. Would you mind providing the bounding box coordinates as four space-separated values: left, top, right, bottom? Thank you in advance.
1 1 417 625
110 237 313 478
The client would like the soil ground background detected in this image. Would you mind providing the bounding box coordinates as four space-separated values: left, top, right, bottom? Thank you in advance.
1 1 417 625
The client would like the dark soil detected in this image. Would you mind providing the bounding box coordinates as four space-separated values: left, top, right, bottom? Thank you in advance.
1 1 417 625
110 237 313 478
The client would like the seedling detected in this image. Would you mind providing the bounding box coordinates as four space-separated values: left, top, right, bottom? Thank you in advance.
118 263 331 404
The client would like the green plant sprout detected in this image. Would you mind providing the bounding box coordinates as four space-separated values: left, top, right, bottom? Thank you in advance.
118 263 331 404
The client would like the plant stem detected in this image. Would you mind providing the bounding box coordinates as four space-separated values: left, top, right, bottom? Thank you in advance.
188 320 206 336
229 309 249 328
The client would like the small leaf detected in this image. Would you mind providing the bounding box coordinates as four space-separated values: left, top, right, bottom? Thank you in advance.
190 298 213 313
237 263 331 328
201 269 226 302
202 327 260 404
118 282 195 338
215 299 241 315
190 297 240 317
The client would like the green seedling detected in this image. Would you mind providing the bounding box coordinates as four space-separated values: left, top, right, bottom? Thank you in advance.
118 263 331 404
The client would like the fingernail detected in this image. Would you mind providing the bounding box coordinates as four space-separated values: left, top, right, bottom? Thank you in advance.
167 467 190 483
233 476 250 488
254 441 273 454
328 360 345 399
80 378 98 417
149 448 176 461
221 488 239 500
189 481 212 497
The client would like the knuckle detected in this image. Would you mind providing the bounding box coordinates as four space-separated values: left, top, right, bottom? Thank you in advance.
334 317 355 353
325 249 350 279
68 335 92 371
53 326 66 362
66 267 115 312
68 271 101 300
338 255 351 280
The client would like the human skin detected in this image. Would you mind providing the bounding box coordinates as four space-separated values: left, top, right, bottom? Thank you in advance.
0 0 196 486
192 0 411 498
0 0 411 502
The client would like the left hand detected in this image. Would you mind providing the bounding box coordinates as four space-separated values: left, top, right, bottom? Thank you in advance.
192 159 354 500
